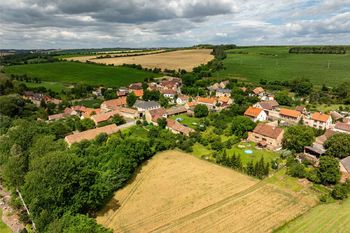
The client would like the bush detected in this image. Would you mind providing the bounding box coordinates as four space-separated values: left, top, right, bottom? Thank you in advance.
331 184 348 200
194 104 209 118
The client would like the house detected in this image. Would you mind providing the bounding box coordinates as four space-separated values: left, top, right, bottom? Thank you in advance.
314 129 337 147
217 96 233 105
64 124 119 146
23 91 45 106
247 123 284 150
81 108 101 119
48 113 66 121
176 95 190 105
129 82 143 90
330 111 343 122
166 119 194 136
197 97 217 110
134 100 161 113
260 94 275 101
131 89 144 98
279 108 302 124
161 89 177 99
90 110 122 125
117 87 129 97
145 108 167 124
333 122 350 134
114 107 138 119
185 101 197 109
166 106 187 116
254 100 279 111
340 156 350 181
44 96 62 105
295 106 307 114
306 112 332 129
252 87 265 97
101 97 127 112
159 79 180 91
215 88 231 97
244 107 267 122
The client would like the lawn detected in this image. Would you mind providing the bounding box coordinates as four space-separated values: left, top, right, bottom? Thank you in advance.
276 198 350 233
72 98 103 108
213 46 350 87
226 141 280 165
170 114 202 129
0 209 11 233
4 62 160 87
192 142 213 158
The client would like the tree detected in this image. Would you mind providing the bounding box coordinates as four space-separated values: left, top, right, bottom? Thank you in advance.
159 95 169 108
126 92 137 107
194 104 209 118
324 134 350 159
46 213 112 233
317 156 340 185
275 91 293 106
231 116 256 138
331 184 348 200
157 117 167 129
291 78 313 96
282 126 315 152
3 144 27 188
111 115 126 126
80 118 95 131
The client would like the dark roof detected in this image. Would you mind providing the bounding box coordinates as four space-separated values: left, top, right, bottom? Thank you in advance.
134 100 160 109
258 100 279 110
216 88 231 93
295 106 305 113
253 123 283 139
341 156 350 173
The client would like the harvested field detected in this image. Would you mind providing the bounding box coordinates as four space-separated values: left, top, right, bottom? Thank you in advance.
89 49 214 71
96 150 318 233
65 50 165 62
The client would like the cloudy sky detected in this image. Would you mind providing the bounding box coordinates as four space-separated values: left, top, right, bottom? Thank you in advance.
1 0 350 49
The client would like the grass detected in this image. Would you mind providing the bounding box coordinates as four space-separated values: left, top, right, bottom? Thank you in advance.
226 141 280 165
213 46 350 86
276 198 350 233
0 209 11 233
13 80 68 93
4 62 160 87
170 114 202 129
72 98 103 108
192 142 213 158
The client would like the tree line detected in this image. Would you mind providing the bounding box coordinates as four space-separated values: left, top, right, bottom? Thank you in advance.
289 46 346 54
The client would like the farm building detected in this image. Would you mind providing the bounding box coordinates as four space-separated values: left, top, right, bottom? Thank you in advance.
145 108 167 125
279 108 302 124
254 100 279 111
101 97 127 112
134 100 161 113
166 119 194 136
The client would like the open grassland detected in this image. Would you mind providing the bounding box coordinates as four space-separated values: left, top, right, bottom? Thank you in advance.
13 80 68 93
4 62 160 87
276 199 350 233
63 50 165 62
96 150 318 233
213 46 350 86
90 49 214 71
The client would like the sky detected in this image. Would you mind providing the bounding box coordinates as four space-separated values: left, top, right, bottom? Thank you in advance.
1 0 350 49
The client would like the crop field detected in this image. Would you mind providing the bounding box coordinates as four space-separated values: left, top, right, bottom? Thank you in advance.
96 150 318 233
89 49 214 71
3 62 160 87
277 199 350 233
213 46 350 86
63 50 165 62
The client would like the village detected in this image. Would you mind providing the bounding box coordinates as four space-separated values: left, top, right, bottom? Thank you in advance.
21 76 350 182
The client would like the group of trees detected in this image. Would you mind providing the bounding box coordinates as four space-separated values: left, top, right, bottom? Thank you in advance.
0 53 59 66
289 46 346 54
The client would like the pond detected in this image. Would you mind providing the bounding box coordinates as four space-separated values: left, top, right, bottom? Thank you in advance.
244 149 253 154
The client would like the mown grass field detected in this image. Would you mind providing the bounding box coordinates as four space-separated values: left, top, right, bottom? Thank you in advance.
13 80 68 93
4 62 160 87
276 198 350 233
214 46 350 86
96 150 318 233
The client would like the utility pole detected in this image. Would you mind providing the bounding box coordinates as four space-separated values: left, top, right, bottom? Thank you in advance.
16 189 37 232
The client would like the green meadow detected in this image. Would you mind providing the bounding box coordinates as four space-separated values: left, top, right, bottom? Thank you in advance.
214 46 350 86
4 62 160 87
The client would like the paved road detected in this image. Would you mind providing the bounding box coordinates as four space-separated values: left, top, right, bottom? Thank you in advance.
118 120 136 130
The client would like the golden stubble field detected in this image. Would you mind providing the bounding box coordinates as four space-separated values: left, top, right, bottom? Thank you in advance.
96 151 317 233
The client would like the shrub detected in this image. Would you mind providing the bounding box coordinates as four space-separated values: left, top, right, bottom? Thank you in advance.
331 184 348 200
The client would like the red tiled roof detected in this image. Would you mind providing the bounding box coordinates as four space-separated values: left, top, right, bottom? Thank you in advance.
253 87 264 95
257 100 279 110
315 129 337 145
295 106 305 113
166 119 194 136
91 110 120 124
197 97 216 105
253 123 284 139
82 108 101 118
102 97 127 109
149 108 167 121
312 112 331 122
48 113 66 121
244 107 263 118
335 122 350 132
133 89 144 97
65 124 119 145
279 108 301 118
166 106 187 115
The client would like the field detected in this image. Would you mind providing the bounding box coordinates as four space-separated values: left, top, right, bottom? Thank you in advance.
63 50 165 62
13 80 68 93
0 209 11 233
213 47 350 86
277 199 350 233
3 62 160 87
88 49 214 71
96 150 318 233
